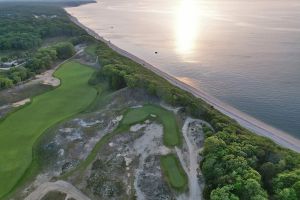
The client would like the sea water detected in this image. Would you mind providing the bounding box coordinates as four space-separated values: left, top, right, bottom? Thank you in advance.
66 0 300 139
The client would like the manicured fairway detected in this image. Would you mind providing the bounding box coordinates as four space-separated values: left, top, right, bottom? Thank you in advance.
0 61 97 197
122 104 181 146
161 154 188 191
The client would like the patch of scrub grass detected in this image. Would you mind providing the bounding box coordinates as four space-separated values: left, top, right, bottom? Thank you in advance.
84 81 113 112
41 191 66 200
0 61 97 198
0 84 52 107
122 104 181 147
85 44 98 57
160 154 188 192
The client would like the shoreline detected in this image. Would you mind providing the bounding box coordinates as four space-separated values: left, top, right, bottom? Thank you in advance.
67 13 300 153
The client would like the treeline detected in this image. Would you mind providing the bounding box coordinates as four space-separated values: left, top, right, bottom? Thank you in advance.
25 42 75 72
91 41 300 200
0 4 95 90
0 42 75 89
0 33 42 51
0 4 85 51
202 130 300 200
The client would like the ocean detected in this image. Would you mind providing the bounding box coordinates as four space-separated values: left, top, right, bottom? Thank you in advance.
66 0 300 139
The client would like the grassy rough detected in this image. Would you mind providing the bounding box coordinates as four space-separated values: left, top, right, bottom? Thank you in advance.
41 191 66 200
160 154 188 191
0 61 97 198
85 44 98 57
0 84 52 107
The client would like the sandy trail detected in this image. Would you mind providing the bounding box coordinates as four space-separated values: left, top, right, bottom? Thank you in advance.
182 118 202 200
175 118 203 200
69 14 300 153
0 62 25 71
24 180 90 200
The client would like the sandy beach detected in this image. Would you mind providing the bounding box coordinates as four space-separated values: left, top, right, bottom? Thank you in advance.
68 14 300 153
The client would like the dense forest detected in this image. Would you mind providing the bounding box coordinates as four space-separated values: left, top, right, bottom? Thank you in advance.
90 42 300 200
0 4 84 50
0 4 91 90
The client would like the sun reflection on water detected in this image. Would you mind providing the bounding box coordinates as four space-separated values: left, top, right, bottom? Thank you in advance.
175 0 200 58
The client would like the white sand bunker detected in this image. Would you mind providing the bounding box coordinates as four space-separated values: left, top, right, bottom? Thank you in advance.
132 123 171 199
12 98 31 107
35 69 60 87
130 124 147 132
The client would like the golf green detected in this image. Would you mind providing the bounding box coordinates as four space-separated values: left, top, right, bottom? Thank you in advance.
122 104 181 146
0 61 97 197
161 154 188 191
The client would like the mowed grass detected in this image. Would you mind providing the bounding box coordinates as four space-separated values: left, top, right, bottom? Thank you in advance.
0 61 97 198
122 104 181 146
161 154 188 191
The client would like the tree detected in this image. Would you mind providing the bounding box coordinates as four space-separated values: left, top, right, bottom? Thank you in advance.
273 169 300 191
54 42 75 59
241 179 268 200
203 136 226 154
124 74 139 88
0 77 13 89
260 162 276 191
211 186 239 200
1 56 8 62
292 181 300 198
276 188 297 200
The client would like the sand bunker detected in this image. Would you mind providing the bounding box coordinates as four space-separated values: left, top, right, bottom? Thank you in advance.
12 98 31 107
35 69 60 87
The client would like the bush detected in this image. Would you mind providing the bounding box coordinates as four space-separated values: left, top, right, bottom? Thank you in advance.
0 77 13 89
54 42 75 59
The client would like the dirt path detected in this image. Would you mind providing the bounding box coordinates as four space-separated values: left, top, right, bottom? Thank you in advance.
175 118 203 200
69 14 300 153
24 180 90 200
0 62 25 71
182 118 203 200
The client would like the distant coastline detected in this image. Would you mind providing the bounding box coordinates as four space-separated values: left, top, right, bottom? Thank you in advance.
67 12 300 153
0 1 96 7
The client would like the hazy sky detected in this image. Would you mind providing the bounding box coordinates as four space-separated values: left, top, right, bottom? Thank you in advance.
0 0 92 1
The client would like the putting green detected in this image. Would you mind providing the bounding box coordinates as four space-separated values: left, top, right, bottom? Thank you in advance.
122 104 181 146
161 154 188 191
0 61 97 197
